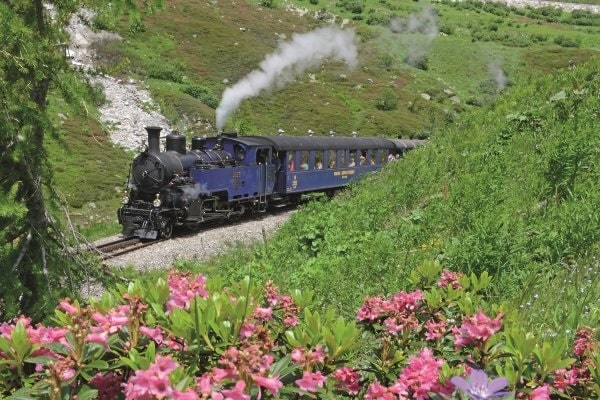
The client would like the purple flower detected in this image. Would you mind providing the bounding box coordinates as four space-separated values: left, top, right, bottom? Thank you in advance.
451 369 511 400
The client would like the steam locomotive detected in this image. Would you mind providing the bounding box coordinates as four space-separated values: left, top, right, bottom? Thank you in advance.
118 127 424 239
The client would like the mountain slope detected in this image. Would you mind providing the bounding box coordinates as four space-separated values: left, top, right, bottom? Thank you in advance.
207 58 599 329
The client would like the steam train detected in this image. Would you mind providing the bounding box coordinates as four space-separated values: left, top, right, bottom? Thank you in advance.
118 127 425 239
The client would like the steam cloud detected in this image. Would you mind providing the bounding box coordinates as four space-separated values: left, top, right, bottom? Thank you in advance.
488 60 508 90
182 183 209 199
215 26 358 131
390 7 439 67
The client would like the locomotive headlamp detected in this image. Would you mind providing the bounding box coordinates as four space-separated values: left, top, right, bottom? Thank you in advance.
153 193 162 208
121 195 129 205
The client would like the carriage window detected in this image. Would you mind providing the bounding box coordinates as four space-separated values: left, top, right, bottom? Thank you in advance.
300 151 309 170
349 151 356 167
382 149 388 164
360 149 367 165
339 150 347 167
314 150 324 169
328 150 336 168
369 149 376 165
288 152 295 171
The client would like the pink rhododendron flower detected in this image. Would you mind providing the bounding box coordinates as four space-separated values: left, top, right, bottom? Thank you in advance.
529 384 550 400
437 270 464 289
552 368 579 392
452 309 503 349
86 331 109 345
252 306 273 321
123 355 179 399
140 326 164 343
365 380 395 400
253 375 283 397
295 371 327 393
425 318 447 341
573 326 598 357
391 348 452 399
357 296 384 322
166 272 209 312
220 380 249 400
58 298 79 315
239 323 255 338
90 372 123 400
332 367 361 395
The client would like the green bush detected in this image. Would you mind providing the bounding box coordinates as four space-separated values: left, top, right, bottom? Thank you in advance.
554 35 581 47
375 88 398 110
145 60 185 82
181 84 219 108
336 0 364 14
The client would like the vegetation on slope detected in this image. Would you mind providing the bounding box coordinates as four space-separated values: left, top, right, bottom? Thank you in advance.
197 58 599 332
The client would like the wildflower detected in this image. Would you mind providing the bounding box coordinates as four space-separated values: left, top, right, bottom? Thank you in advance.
437 270 464 289
253 374 283 396
58 298 79 315
528 384 550 400
573 326 598 357
450 369 510 400
166 272 209 313
424 318 447 341
452 309 503 349
332 367 361 395
220 380 250 400
365 380 395 400
390 348 452 399
357 296 384 322
295 371 326 393
252 306 273 321
90 372 123 400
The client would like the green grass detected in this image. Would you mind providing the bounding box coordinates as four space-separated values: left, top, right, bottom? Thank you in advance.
46 105 132 239
188 59 600 333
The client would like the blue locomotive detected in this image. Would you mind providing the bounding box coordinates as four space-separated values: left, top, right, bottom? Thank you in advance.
118 126 424 239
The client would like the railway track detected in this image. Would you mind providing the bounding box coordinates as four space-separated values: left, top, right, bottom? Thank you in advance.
92 237 159 260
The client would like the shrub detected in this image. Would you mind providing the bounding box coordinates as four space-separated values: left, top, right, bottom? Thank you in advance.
336 0 364 13
1 270 598 399
182 84 219 108
145 60 185 83
554 35 581 48
375 88 398 110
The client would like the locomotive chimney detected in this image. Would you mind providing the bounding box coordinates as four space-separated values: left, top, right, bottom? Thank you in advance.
145 126 162 154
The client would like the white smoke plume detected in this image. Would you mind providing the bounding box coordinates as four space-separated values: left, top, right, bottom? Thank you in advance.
488 59 508 91
390 7 439 68
182 183 209 199
215 26 358 131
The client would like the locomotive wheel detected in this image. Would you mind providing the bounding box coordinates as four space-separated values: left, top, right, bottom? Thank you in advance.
159 220 173 239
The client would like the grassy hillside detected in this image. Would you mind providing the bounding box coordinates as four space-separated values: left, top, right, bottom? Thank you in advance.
51 0 600 237
193 58 599 333
94 0 600 136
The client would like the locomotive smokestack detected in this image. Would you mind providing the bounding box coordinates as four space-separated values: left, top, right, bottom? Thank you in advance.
145 126 162 154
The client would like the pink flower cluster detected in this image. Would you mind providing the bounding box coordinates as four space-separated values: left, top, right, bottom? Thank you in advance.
332 367 362 395
263 280 300 326
166 272 210 313
365 348 450 399
452 309 503 349
90 372 123 400
123 355 193 399
291 344 326 368
437 270 464 289
357 290 424 335
390 348 452 399
0 316 72 377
